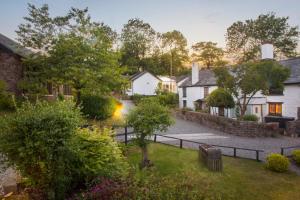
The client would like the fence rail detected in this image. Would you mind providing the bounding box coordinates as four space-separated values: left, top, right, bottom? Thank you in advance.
281 145 300 156
114 127 265 162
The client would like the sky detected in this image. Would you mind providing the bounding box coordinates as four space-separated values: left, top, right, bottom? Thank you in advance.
1 0 300 48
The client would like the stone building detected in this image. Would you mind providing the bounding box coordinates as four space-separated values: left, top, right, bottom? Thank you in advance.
0 33 31 95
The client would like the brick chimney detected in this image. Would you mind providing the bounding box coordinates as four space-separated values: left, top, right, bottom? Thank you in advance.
261 43 274 60
192 62 199 85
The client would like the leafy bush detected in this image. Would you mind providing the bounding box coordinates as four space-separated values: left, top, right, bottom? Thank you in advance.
292 150 300 165
81 95 118 120
206 88 235 108
0 100 129 199
0 100 83 199
0 80 15 111
266 153 290 172
131 94 146 105
70 128 129 181
242 114 259 122
157 92 178 108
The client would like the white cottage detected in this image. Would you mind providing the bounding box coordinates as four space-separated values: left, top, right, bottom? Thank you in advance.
178 44 300 121
126 71 161 96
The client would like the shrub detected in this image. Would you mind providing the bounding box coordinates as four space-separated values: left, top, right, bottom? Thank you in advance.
81 95 118 120
266 153 290 172
292 150 300 165
157 92 178 108
70 128 129 181
131 94 145 105
242 114 259 122
206 88 235 109
0 80 15 111
0 100 83 199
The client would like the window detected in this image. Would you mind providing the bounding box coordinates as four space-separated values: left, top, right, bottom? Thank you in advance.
47 82 53 95
269 103 282 116
63 85 72 95
204 87 209 97
183 87 187 97
183 100 187 108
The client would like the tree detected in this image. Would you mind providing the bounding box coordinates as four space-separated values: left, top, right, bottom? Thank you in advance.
18 4 126 103
161 30 189 76
206 88 235 116
192 41 225 69
127 99 173 168
213 60 290 118
120 18 156 74
226 13 299 62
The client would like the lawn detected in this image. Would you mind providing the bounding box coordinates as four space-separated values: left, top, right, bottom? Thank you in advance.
126 143 300 200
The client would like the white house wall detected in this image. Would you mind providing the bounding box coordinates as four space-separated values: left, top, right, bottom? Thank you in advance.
179 86 217 109
129 73 160 96
266 84 300 119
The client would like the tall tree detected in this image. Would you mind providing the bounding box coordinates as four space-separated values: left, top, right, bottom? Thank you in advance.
192 41 225 69
127 98 173 168
18 4 125 103
214 60 290 118
226 13 299 62
120 18 156 74
161 30 189 76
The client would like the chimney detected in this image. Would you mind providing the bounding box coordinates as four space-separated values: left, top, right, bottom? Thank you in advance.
261 43 274 60
192 62 199 85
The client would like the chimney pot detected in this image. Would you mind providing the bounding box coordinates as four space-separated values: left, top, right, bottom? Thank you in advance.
261 43 274 60
192 62 199 85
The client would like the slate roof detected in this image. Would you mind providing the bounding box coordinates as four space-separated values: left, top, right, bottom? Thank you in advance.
0 33 32 57
279 57 300 84
180 58 300 88
129 71 161 81
179 69 217 87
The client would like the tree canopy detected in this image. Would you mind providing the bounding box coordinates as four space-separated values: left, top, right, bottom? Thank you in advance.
226 13 299 62
127 98 173 168
213 60 290 118
18 4 126 103
192 41 225 69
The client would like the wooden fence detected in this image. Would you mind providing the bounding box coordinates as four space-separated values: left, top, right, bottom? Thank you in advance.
114 127 265 162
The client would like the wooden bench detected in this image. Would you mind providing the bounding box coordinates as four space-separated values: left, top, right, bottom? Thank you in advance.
199 144 222 172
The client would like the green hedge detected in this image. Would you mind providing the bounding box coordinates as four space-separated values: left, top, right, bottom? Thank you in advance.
81 95 119 120
242 114 259 122
266 153 290 173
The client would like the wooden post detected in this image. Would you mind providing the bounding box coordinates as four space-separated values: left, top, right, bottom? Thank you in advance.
125 126 128 145
256 151 259 161
281 148 284 155
180 139 183 148
233 148 237 157
154 134 157 142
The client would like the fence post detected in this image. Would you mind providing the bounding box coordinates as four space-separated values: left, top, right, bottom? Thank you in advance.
125 126 128 145
281 148 284 155
180 139 183 148
154 134 157 142
233 148 237 157
256 151 259 161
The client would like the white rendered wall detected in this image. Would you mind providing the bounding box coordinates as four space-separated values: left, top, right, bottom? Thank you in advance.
266 84 300 118
128 73 160 96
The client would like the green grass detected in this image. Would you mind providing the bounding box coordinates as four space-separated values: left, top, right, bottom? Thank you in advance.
126 143 300 200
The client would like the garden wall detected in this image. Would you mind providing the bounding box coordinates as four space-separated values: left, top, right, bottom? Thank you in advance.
175 110 282 137
285 108 300 137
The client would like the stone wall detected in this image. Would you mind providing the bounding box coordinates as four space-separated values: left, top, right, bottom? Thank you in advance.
286 108 300 137
176 110 282 137
0 48 23 95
